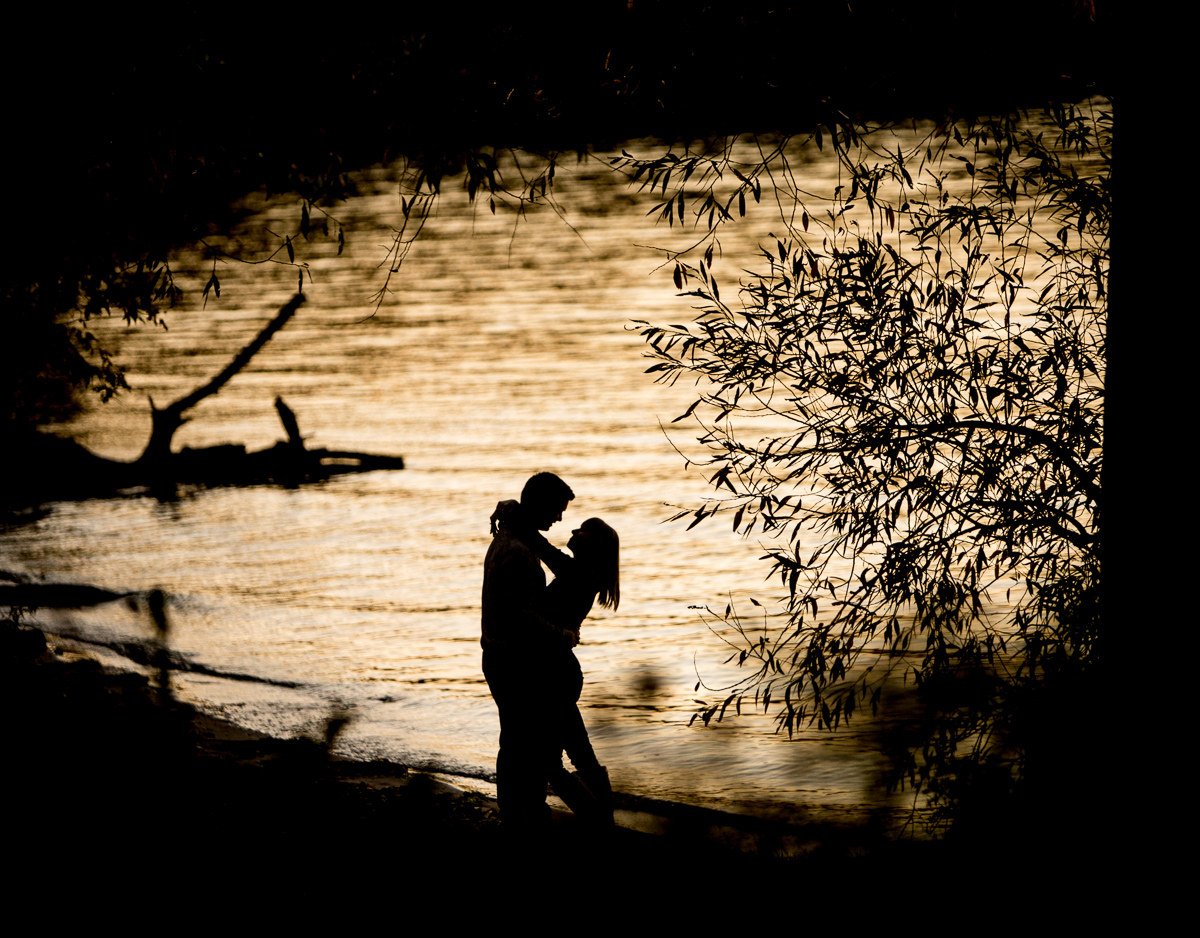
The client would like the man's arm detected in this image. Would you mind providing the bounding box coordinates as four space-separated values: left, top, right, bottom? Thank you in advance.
489 543 577 650
490 499 575 578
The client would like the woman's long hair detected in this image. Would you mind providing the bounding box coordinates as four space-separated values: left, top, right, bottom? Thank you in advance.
578 517 620 611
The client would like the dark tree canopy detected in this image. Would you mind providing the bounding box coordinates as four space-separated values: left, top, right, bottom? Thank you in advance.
4 2 1108 435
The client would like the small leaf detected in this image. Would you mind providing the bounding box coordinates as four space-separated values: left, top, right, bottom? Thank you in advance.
286 236 294 263
672 399 700 423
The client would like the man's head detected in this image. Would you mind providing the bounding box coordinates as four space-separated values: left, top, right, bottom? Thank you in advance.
520 472 574 531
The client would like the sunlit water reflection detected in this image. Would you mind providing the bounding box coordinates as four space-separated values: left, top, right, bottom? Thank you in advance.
4 130 1052 828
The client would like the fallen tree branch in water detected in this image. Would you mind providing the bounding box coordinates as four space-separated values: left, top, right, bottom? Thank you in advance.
9 294 404 506
139 294 307 466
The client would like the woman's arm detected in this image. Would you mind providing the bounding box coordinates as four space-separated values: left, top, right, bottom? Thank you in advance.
491 499 575 577
523 529 574 578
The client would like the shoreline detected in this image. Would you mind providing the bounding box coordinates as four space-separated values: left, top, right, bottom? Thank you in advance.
3 616 891 877
32 603 912 840
35 619 909 854
3 613 1106 901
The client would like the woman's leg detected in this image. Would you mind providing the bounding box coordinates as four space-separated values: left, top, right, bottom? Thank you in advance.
550 653 613 823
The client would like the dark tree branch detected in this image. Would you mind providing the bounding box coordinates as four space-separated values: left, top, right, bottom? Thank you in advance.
274 396 305 450
138 294 305 465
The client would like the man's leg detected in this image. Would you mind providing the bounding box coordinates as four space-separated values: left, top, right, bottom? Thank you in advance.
485 658 557 835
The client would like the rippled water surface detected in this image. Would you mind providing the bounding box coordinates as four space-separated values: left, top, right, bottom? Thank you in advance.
5 134 1026 825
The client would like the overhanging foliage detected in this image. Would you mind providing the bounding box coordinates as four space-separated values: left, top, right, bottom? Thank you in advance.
632 100 1108 830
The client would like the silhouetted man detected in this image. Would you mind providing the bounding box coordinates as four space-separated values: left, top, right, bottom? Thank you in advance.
481 472 577 836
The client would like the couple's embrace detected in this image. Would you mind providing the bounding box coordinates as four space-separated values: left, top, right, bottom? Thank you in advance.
480 472 619 836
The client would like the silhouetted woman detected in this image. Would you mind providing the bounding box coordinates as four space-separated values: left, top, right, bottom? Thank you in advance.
538 517 619 821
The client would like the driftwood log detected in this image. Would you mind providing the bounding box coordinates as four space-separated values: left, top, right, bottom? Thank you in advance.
139 294 307 466
10 294 404 505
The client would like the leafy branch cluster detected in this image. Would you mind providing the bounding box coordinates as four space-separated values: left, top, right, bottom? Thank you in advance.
609 141 769 232
197 197 351 310
369 147 581 311
631 101 1108 826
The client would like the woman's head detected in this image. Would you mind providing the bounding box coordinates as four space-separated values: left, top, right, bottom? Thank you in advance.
568 517 620 610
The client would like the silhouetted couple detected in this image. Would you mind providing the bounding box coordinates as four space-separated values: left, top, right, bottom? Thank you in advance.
481 472 619 838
